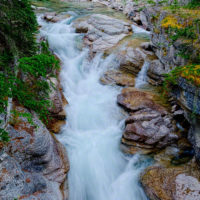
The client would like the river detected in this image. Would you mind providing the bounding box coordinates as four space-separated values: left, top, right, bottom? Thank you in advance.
38 8 150 200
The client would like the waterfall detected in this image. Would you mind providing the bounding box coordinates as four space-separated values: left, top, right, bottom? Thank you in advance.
38 13 150 200
135 61 150 88
131 24 150 39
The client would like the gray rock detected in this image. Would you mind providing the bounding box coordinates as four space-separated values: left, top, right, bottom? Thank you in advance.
147 59 166 85
174 174 200 200
0 106 69 200
73 14 132 52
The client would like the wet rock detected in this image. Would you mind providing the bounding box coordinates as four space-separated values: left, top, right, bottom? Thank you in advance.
73 14 132 52
118 88 178 153
140 42 153 51
47 77 67 134
0 106 69 200
100 69 135 87
43 12 70 23
141 161 200 200
117 48 144 76
48 78 64 114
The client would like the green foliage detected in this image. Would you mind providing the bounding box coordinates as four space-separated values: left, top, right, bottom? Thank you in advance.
0 52 60 124
15 53 60 121
0 121 10 143
185 0 200 8
0 1 61 143
163 64 200 96
167 26 197 41
19 54 59 78
0 0 38 57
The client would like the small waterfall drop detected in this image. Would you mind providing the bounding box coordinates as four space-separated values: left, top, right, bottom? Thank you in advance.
38 12 150 200
131 24 150 39
135 61 150 88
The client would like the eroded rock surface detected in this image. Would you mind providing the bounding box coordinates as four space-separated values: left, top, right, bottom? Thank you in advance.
141 161 200 200
118 88 178 154
0 106 69 200
100 69 135 86
73 14 132 52
47 77 67 134
117 47 145 75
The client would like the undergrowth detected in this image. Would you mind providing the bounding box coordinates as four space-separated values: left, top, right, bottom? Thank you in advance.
0 0 60 143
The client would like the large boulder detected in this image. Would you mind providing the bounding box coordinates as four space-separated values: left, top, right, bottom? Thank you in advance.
73 14 132 52
118 88 178 154
0 106 69 200
100 69 135 87
141 162 200 200
117 48 144 76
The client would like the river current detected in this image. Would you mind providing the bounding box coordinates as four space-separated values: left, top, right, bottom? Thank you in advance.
38 11 150 200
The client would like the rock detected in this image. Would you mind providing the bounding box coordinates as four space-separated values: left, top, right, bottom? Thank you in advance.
174 174 200 200
154 141 194 166
0 106 69 199
43 12 70 23
140 42 153 51
75 21 89 33
100 69 135 86
117 88 165 113
118 88 178 153
141 6 188 72
147 59 166 85
73 14 132 52
47 77 67 134
188 125 200 167
171 77 200 166
117 48 144 75
141 161 200 200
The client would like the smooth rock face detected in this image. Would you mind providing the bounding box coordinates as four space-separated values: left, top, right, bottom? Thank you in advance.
141 163 200 200
118 88 178 153
100 69 135 86
0 106 69 200
117 48 144 75
73 14 132 52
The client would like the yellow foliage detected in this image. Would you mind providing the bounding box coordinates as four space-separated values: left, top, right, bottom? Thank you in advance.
181 65 200 86
161 16 183 29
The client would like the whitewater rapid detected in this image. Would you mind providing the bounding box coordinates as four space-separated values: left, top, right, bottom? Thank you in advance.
38 13 149 200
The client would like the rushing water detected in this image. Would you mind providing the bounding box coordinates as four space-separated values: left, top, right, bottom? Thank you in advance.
38 12 150 200
135 61 150 88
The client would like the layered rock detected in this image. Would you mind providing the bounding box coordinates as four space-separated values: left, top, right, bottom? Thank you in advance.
171 77 200 165
73 14 132 52
0 106 69 200
117 88 178 154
